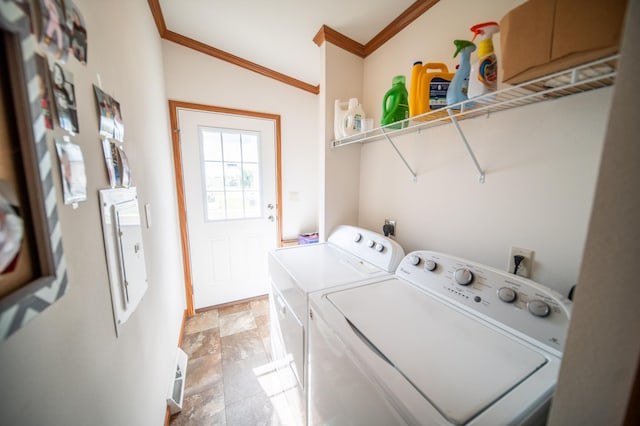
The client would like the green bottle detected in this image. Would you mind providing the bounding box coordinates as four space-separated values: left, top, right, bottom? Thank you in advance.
381 75 409 129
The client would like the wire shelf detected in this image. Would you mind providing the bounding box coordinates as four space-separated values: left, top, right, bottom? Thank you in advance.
332 54 619 148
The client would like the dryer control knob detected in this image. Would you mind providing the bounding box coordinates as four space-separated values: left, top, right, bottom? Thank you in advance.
367 240 375 248
454 268 474 286
353 233 362 242
424 260 437 271
409 255 421 266
528 300 551 317
375 243 384 252
497 287 517 303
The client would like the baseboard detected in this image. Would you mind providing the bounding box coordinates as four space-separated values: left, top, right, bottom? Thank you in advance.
194 293 269 314
178 309 187 347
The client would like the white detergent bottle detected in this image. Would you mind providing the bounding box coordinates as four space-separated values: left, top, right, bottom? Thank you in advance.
468 22 500 102
343 98 365 137
334 99 350 140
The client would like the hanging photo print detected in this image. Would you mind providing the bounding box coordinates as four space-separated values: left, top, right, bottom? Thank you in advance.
39 0 69 62
94 85 114 137
35 54 54 130
118 145 131 187
64 0 87 64
55 139 87 205
112 100 124 142
101 139 118 188
93 85 124 142
50 62 79 133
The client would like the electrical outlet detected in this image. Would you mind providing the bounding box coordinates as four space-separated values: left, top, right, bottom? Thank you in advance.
384 219 396 236
508 247 534 278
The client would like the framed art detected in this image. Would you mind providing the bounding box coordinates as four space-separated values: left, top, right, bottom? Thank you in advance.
0 1 68 341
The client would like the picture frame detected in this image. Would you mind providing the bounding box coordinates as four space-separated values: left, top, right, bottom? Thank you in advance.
0 2 68 341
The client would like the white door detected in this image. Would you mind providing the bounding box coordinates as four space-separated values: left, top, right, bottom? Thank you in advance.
178 108 278 309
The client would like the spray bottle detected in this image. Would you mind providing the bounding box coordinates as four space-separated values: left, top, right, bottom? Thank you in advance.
446 40 476 109
467 22 500 101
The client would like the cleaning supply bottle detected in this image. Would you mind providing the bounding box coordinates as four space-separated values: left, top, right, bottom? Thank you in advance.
343 98 365 137
467 22 500 101
381 75 409 129
409 61 423 118
334 99 349 139
446 40 476 109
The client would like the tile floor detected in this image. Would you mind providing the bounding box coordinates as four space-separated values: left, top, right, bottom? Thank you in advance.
170 295 295 426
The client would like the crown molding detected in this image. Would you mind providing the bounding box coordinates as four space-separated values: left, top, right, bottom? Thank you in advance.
147 0 439 94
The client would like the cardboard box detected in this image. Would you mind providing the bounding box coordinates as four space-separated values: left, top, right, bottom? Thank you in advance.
500 0 627 84
500 0 555 84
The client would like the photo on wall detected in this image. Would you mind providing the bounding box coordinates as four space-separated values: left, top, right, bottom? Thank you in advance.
64 0 87 64
101 139 118 188
93 85 124 142
50 62 79 133
34 54 54 130
55 139 87 205
39 0 70 62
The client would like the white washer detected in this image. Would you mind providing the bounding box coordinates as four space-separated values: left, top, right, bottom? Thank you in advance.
308 250 572 425
268 225 405 424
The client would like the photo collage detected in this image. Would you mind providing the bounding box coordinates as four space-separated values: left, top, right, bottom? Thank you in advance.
10 0 133 206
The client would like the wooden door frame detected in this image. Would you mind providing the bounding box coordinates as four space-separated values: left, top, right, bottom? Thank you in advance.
168 100 283 316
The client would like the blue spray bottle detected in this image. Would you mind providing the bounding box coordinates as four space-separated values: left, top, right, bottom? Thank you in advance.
446 40 476 109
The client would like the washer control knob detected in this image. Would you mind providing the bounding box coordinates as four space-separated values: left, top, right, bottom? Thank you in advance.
353 233 362 242
497 287 517 303
424 260 437 271
375 243 384 252
454 268 474 286
528 300 551 317
367 240 375 248
409 255 421 266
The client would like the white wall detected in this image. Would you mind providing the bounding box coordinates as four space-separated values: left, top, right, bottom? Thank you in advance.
318 42 364 240
161 41 319 240
354 0 612 295
0 1 185 425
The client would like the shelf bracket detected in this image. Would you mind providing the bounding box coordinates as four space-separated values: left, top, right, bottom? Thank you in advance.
447 109 485 183
381 128 418 182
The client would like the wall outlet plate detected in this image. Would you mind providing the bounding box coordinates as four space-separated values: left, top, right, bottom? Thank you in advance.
508 246 534 278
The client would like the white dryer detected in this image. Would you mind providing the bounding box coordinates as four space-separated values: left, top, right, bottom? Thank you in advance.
268 225 405 424
308 250 572 425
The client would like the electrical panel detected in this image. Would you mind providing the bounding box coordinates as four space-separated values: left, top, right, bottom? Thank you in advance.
99 187 148 335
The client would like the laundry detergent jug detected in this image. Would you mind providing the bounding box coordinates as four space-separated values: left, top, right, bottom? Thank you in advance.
381 75 409 129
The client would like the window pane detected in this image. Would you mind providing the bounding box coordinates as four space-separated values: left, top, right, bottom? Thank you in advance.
224 163 242 189
242 163 260 190
206 191 226 220
204 162 224 191
222 133 242 162
225 192 244 219
244 191 261 217
201 129 222 161
242 134 259 163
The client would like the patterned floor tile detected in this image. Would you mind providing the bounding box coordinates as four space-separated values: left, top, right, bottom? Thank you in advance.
219 310 257 338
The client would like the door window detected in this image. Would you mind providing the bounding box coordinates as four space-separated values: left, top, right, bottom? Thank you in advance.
200 127 261 221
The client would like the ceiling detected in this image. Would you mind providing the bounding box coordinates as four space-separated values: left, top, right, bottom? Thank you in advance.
158 0 416 86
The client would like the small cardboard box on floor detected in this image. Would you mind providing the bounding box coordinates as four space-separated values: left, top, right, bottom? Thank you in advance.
500 0 628 84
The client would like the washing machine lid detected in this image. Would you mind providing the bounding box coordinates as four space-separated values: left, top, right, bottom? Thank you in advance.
270 243 388 293
327 279 548 425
